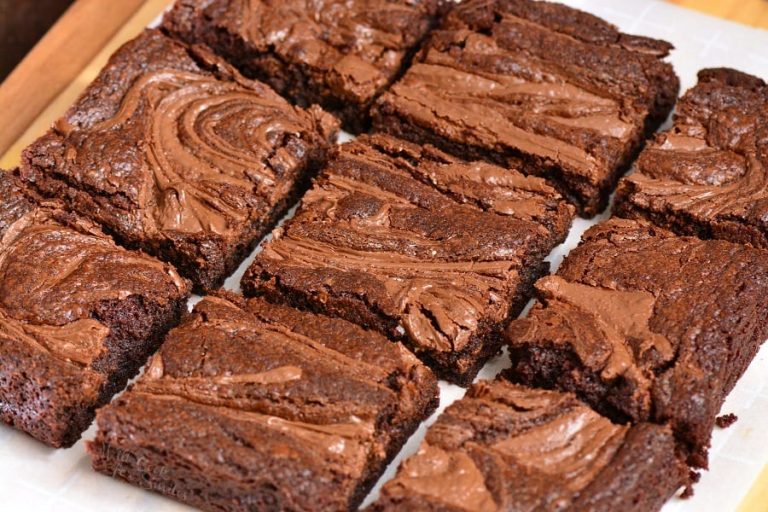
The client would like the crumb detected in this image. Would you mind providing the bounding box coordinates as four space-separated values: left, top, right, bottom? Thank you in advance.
680 470 701 499
716 413 738 428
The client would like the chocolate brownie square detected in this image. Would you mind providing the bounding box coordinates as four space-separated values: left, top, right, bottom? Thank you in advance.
20 29 339 292
89 293 438 512
241 134 574 385
372 0 680 216
0 171 190 448
616 68 768 246
162 0 446 132
505 218 768 467
372 379 687 512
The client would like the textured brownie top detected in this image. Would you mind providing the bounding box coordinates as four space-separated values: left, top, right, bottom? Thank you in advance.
244 134 573 360
374 0 679 214
94 293 437 510
617 68 768 246
162 0 443 106
374 379 683 511
21 30 338 261
0 171 188 398
506 218 768 459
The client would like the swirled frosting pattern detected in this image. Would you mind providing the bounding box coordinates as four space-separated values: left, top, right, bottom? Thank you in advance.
0 173 186 368
617 68 768 247
506 218 768 463
93 293 437 511
21 30 338 289
163 0 443 107
244 135 573 374
373 0 679 214
376 380 632 511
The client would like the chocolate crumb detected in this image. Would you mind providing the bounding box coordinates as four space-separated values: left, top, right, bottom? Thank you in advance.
681 470 702 499
716 413 738 428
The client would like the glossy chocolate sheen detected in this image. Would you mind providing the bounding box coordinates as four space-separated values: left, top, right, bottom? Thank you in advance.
0 171 189 447
372 0 680 216
162 0 445 132
20 29 338 291
372 380 686 511
616 68 768 246
89 293 438 512
505 218 768 467
242 134 574 384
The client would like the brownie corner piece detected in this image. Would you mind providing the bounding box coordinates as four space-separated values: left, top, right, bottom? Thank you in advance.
19 28 339 292
615 67 768 247
0 170 190 447
504 217 768 467
161 0 447 132
372 0 680 216
241 134 574 385
372 379 687 512
89 293 438 511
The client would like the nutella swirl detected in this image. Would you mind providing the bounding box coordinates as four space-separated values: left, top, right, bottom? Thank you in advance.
82 69 317 236
252 136 571 353
0 195 186 367
379 381 630 511
620 70 768 235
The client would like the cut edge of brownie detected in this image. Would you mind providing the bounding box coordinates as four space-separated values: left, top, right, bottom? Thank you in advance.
40 293 188 448
615 182 768 249
244 258 549 386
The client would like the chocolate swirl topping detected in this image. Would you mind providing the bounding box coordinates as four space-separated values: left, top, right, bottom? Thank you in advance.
378 380 629 511
505 218 768 465
103 293 437 503
247 135 573 355
0 174 187 368
617 68 768 246
373 0 679 214
20 30 338 290
163 0 443 106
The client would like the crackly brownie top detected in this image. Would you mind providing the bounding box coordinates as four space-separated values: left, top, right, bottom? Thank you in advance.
621 68 768 226
507 218 768 418
163 0 443 104
0 172 188 370
248 134 573 354
22 29 338 242
377 0 677 186
378 380 630 510
111 293 435 504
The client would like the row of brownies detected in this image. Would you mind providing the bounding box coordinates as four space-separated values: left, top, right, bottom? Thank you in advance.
0 0 765 511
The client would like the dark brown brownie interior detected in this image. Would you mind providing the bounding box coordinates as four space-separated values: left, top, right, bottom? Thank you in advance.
0 171 190 447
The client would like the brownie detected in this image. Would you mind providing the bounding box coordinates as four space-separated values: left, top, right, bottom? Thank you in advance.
504 218 768 467
372 379 687 511
89 293 438 512
241 134 574 385
372 0 680 216
616 68 768 247
20 29 339 292
0 171 190 448
162 0 446 133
